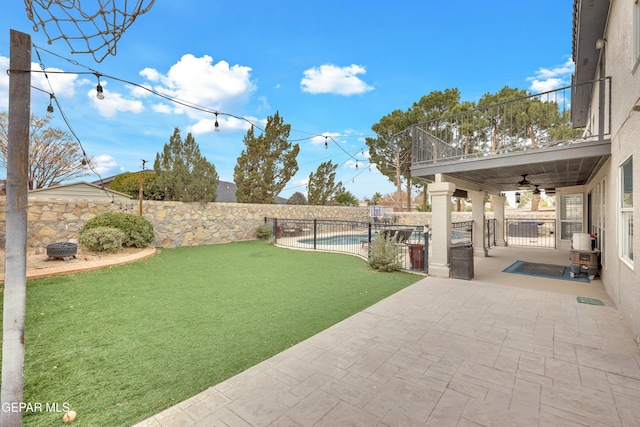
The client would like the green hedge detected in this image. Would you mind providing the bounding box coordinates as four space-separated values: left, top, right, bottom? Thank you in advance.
81 212 155 248
80 227 126 252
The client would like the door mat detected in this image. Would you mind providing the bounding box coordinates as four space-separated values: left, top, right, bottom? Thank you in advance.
577 296 604 306
503 260 590 283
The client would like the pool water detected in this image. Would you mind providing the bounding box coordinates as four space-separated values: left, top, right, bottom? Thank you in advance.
298 234 370 245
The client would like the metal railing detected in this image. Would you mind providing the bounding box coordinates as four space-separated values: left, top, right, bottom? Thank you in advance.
486 218 497 249
451 221 473 245
506 219 556 248
266 218 430 273
412 77 611 167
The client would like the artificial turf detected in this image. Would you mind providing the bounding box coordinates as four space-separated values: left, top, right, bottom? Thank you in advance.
1 240 420 426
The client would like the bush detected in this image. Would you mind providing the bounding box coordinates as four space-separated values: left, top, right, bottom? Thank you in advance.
256 223 273 240
82 212 155 248
79 227 126 253
368 234 401 272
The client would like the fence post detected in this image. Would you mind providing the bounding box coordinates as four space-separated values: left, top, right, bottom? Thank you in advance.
368 222 372 259
313 219 317 250
487 219 491 249
423 229 429 274
273 218 278 242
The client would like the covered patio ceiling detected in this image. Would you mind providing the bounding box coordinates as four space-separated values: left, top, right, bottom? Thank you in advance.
411 139 611 194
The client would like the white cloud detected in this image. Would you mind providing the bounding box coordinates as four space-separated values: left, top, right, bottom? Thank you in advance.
344 159 359 170
188 115 254 135
301 64 374 95
527 59 574 93
311 132 341 146
90 83 145 118
90 154 119 175
31 63 79 98
0 57 80 109
0 56 9 108
130 83 153 98
140 54 256 119
152 103 172 114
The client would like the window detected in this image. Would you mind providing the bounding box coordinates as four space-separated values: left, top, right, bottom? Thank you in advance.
621 157 634 264
560 194 583 240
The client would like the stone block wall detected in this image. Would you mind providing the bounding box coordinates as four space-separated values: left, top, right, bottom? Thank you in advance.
0 197 556 249
0 198 371 249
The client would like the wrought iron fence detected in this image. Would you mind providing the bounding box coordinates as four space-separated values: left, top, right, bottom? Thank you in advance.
451 221 473 245
265 218 430 273
486 218 497 249
505 219 556 248
412 77 611 167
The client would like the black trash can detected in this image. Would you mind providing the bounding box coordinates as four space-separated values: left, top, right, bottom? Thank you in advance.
408 244 425 270
450 243 474 280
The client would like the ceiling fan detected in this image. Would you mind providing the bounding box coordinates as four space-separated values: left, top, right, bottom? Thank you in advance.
518 174 531 190
533 185 541 194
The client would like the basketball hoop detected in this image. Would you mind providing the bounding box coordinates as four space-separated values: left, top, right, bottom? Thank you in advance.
24 0 155 63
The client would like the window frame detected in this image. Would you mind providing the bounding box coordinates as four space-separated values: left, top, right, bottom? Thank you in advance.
560 194 584 241
620 156 634 266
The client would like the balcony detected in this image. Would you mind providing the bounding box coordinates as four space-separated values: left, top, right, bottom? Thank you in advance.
410 78 611 192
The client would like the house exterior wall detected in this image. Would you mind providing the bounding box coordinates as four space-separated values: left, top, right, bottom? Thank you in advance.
593 0 640 337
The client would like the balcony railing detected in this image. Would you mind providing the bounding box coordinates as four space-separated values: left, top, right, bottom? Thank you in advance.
411 77 611 167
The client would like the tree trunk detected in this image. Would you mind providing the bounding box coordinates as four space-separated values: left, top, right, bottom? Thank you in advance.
531 193 540 212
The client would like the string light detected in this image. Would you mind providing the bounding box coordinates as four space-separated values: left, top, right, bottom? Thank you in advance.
47 94 54 114
29 45 385 202
95 74 104 100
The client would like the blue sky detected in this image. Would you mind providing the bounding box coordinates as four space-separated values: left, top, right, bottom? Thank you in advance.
1 1 574 201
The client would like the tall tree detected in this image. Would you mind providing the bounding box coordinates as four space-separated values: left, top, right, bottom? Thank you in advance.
234 111 299 204
307 160 343 205
0 112 90 189
153 127 219 202
287 191 307 205
109 171 164 200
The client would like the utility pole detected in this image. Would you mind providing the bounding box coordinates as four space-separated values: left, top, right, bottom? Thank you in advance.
1 29 31 427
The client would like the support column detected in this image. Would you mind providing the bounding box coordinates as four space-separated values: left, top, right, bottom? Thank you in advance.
427 182 455 277
492 194 507 246
469 190 488 257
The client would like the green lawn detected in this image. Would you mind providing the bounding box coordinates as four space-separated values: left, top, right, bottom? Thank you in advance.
1 240 420 426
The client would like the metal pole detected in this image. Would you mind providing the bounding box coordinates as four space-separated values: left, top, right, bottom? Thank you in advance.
313 219 317 250
423 230 429 274
138 176 143 215
2 29 31 427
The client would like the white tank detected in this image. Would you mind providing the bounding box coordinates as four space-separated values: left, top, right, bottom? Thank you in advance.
572 233 591 251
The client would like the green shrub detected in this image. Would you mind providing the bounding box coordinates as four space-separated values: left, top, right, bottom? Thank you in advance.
256 223 274 240
82 212 155 248
80 227 126 253
368 234 401 272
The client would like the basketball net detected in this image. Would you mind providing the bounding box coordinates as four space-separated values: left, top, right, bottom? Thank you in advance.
24 0 155 63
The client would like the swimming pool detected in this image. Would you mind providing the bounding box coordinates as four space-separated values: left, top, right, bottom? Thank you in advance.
298 234 370 245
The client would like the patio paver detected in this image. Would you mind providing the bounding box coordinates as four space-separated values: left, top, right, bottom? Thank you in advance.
132 263 640 427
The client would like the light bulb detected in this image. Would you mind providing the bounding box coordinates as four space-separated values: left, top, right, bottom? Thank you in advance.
96 84 105 100
47 103 54 114
214 113 220 132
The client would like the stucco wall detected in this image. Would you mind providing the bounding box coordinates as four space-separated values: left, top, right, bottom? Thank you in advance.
599 0 640 340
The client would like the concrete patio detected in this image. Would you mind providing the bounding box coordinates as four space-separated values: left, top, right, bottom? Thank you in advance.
133 246 640 426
